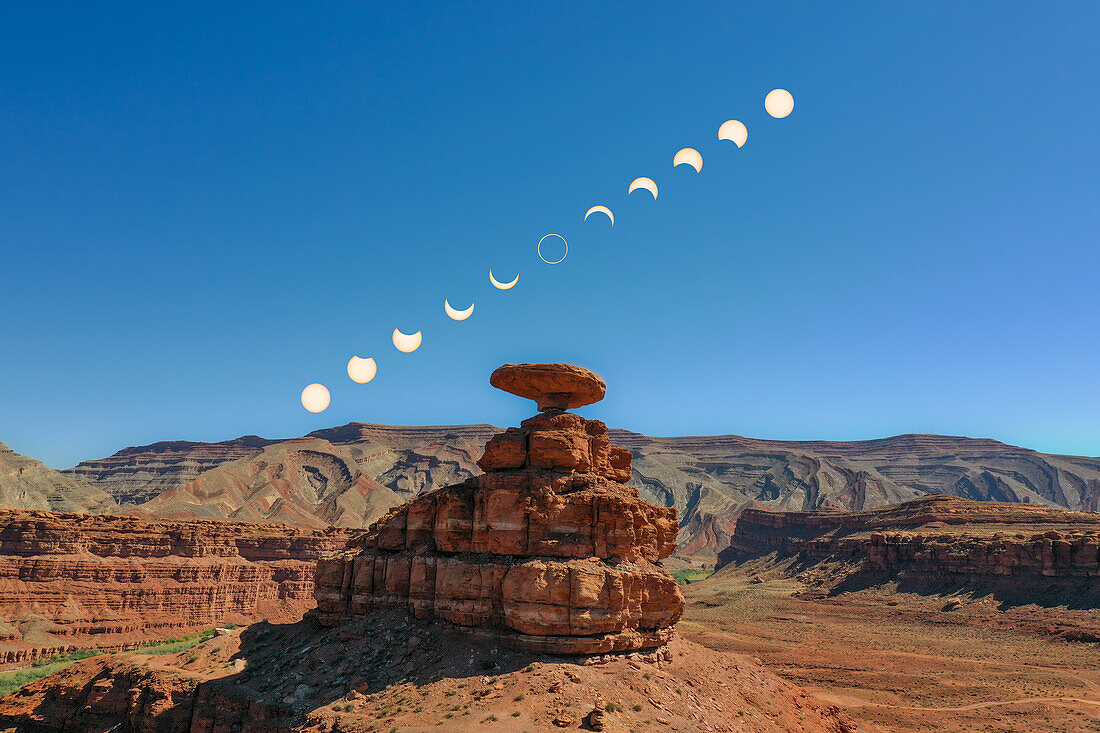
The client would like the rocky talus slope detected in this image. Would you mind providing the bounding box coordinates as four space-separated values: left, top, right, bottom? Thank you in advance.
315 363 686 655
0 510 357 665
718 495 1100 607
34 426 1100 565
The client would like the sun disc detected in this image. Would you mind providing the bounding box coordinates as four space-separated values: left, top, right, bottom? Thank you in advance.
392 328 422 353
673 147 703 173
718 119 748 147
347 356 377 384
444 299 474 321
301 383 330 413
764 89 794 118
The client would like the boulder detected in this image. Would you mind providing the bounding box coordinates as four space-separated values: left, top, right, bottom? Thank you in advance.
489 363 606 412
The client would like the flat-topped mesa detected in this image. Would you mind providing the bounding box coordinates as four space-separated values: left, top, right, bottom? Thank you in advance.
315 363 684 655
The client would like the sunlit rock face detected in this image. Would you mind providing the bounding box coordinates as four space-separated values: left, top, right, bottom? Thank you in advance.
314 363 685 654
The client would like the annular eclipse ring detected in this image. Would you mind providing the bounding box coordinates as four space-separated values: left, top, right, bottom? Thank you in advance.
537 233 568 265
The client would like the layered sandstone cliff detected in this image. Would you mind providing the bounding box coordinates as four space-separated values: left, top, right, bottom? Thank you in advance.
719 494 1100 583
0 510 356 665
315 363 685 654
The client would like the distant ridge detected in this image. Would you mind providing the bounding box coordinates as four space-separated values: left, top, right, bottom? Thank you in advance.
0 423 1093 563
62 435 278 506
0 441 117 514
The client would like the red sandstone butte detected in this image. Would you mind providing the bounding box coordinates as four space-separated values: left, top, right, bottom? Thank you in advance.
314 363 684 654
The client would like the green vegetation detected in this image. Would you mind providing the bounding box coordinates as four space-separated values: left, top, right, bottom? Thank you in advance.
139 629 217 655
33 648 100 667
0 657 89 696
0 648 106 695
0 629 218 696
670 568 713 585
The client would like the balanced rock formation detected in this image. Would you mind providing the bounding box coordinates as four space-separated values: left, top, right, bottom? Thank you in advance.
315 363 684 654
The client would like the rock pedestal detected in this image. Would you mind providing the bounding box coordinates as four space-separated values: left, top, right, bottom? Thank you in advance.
314 363 685 654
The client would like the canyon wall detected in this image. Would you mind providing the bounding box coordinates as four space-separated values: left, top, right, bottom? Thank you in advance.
0 509 357 666
719 494 1100 583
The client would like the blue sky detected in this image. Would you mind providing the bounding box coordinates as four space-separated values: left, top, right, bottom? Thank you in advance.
2 1 1098 468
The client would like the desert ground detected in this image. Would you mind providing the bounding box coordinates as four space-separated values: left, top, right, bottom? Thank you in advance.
681 568 1100 732
0 608 859 732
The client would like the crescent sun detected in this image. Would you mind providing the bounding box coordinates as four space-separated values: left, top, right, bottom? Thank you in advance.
584 205 614 226
346 356 377 384
628 177 658 200
392 328 422 353
673 147 703 173
718 119 748 147
488 269 519 290
444 299 474 321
